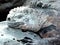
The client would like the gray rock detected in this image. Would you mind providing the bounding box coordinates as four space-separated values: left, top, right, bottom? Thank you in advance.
0 0 26 10
0 21 41 45
0 21 55 45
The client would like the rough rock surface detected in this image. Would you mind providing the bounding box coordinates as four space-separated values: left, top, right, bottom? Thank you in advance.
0 21 60 45
0 21 50 45
0 21 39 45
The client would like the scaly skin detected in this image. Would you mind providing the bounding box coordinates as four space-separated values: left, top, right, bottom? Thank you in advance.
6 6 52 32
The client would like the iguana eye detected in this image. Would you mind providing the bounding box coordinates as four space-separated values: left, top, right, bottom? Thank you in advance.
8 18 11 21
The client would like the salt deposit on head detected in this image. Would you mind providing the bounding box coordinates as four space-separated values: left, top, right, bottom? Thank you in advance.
7 6 49 32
